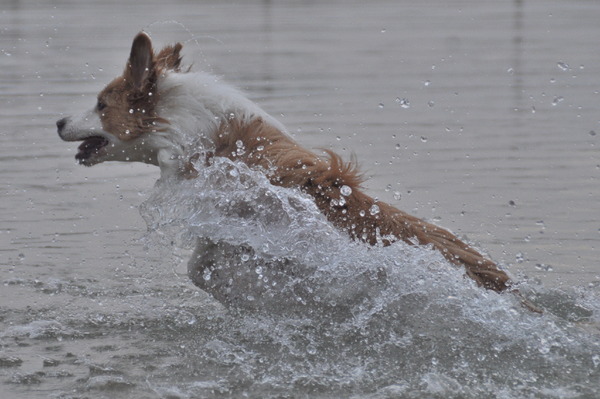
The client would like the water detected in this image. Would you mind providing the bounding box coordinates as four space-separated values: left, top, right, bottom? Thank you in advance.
2 0 600 398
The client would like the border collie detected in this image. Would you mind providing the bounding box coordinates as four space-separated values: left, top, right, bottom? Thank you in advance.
58 33 536 310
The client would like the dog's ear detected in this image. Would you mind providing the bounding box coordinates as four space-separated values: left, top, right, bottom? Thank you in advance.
156 43 183 71
127 32 154 91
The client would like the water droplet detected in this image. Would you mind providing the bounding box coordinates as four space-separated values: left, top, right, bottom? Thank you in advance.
254 266 262 274
508 200 516 207
589 130 597 137
557 61 569 71
359 210 366 217
420 136 428 143
535 263 553 272
340 185 352 196
235 140 245 155
538 338 551 354
369 204 380 215
129 108 134 114
395 143 401 150
393 191 401 201
507 67 514 74
551 96 564 106
423 80 431 87
385 184 392 192
428 101 435 108
396 97 410 109
378 103 385 109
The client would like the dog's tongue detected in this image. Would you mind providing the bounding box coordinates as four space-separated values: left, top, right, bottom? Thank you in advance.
75 136 108 163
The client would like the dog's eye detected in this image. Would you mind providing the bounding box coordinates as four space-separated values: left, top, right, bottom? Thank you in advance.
96 100 107 112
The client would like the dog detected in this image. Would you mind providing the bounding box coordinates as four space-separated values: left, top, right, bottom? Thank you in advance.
58 32 535 310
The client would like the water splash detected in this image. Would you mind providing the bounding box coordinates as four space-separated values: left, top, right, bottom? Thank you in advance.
136 155 600 397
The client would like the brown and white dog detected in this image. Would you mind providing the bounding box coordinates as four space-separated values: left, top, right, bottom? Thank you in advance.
58 32 534 310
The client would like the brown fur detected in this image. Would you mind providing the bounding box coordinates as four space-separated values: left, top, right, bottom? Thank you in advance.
95 33 181 141
155 43 183 72
207 117 511 292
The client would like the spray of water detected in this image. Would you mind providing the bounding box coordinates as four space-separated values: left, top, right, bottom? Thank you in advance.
137 155 600 398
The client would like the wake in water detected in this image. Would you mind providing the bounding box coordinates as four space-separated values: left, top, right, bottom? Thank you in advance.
138 154 600 398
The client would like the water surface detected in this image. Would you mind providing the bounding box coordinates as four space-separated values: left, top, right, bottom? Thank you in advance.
1 1 599 398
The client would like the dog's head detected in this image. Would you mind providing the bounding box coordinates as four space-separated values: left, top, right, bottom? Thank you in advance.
57 32 183 166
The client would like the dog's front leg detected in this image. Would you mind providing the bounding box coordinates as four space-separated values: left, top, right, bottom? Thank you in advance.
187 238 261 307
157 148 183 177
187 237 222 290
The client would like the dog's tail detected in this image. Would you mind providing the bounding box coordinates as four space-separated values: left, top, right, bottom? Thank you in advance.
307 151 511 292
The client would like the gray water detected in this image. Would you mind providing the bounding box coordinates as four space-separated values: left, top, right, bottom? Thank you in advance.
1 0 600 398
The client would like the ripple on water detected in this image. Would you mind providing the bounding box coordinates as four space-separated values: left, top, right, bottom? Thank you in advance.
1 160 599 399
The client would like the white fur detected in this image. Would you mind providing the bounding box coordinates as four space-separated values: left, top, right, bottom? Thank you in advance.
156 72 286 157
58 108 104 141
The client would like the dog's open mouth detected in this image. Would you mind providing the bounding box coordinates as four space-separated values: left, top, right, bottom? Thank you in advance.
75 136 109 165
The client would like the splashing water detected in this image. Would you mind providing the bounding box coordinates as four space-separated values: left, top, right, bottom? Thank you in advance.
136 156 600 398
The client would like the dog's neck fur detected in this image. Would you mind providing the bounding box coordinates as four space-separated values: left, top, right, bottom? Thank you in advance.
154 72 287 176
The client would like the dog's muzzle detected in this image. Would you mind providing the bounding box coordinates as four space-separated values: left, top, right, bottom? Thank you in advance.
56 117 70 139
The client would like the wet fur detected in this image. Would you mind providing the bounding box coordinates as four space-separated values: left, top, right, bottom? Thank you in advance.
208 118 510 291
57 32 534 307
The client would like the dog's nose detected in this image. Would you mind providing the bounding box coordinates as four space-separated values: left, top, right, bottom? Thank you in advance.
56 117 68 132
